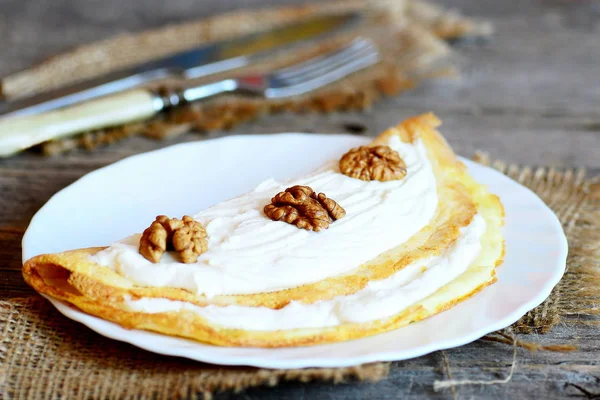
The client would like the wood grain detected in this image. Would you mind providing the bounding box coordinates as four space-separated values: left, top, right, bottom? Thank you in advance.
0 0 598 398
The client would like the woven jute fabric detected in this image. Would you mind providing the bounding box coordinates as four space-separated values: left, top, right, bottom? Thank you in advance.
0 297 388 399
1 159 598 399
0 0 492 155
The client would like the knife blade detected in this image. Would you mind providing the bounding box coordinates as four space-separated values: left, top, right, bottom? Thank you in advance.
0 13 360 118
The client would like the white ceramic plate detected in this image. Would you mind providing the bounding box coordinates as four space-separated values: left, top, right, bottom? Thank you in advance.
23 134 567 369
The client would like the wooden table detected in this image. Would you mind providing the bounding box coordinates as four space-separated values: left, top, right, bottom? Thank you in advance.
1 0 598 398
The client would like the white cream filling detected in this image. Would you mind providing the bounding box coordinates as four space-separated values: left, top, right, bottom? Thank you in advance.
125 214 486 330
91 135 439 296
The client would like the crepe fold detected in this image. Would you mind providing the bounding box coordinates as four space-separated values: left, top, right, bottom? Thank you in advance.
23 113 504 347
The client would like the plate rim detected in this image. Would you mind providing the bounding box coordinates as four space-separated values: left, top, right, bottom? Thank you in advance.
23 133 568 369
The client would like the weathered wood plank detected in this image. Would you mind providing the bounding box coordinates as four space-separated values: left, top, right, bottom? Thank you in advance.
0 0 598 399
215 327 600 399
2 0 598 117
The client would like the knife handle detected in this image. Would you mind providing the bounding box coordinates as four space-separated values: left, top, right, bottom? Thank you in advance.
0 89 161 157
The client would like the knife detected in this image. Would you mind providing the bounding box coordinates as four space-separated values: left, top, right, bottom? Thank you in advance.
0 13 360 118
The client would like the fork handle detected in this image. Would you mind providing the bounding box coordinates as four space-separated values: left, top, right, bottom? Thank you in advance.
0 89 162 157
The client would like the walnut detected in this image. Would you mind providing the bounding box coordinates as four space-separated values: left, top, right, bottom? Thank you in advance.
139 215 208 263
172 216 209 263
339 145 407 182
264 185 345 232
139 216 170 263
313 192 346 221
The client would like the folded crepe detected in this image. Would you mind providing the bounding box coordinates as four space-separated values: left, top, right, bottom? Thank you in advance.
23 113 504 347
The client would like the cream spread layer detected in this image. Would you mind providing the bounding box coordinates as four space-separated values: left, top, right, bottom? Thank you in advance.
125 214 485 330
91 135 439 296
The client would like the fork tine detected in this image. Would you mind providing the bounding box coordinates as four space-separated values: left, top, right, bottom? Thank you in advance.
274 38 372 81
264 39 380 99
276 47 376 86
276 41 378 85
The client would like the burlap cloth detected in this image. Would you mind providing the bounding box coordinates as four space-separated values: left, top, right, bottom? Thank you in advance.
1 1 599 398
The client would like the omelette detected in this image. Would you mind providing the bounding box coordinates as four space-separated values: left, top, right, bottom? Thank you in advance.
23 113 505 347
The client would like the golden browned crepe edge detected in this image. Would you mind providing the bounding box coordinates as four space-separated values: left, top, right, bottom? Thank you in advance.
23 113 505 347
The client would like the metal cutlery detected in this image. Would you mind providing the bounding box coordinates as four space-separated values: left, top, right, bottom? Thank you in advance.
0 38 380 157
0 13 360 119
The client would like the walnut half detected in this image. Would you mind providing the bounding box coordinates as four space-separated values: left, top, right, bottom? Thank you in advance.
339 145 407 182
264 185 346 232
139 215 208 263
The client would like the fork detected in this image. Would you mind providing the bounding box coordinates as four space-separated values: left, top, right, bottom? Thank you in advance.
0 38 380 157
